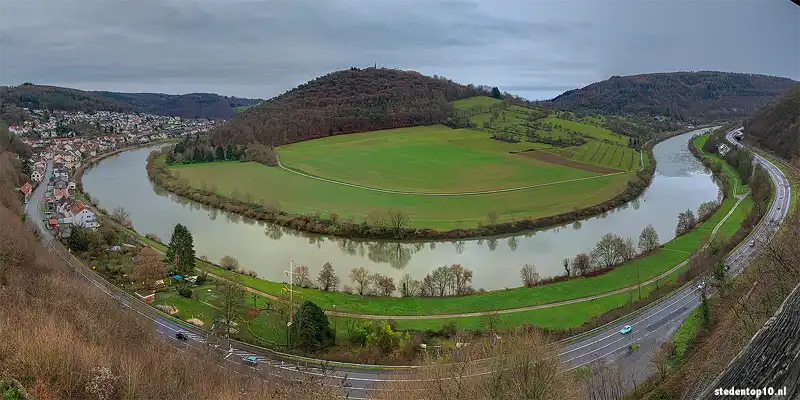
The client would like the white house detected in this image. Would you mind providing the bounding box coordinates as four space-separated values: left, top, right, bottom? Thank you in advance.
31 169 44 183
70 202 99 229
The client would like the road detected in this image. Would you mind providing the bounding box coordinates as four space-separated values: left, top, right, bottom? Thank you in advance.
555 127 791 382
26 126 791 399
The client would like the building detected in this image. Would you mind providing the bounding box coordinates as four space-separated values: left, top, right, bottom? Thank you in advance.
70 202 99 229
19 183 32 201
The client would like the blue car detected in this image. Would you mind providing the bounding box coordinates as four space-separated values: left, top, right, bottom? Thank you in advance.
619 325 632 334
243 355 258 366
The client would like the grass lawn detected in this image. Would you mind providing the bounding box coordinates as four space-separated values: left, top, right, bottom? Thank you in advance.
278 125 601 192
668 307 703 366
693 135 747 195
170 158 631 231
451 96 503 109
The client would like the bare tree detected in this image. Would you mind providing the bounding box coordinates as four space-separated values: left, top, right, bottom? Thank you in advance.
638 224 660 253
572 252 592 275
399 273 419 297
371 273 396 296
349 267 370 295
430 266 454 296
562 257 571 277
449 264 473 295
591 233 626 268
697 200 718 222
420 275 436 297
293 264 311 288
385 209 410 233
520 263 540 287
621 237 637 261
486 210 499 225
110 206 130 225
650 342 675 380
219 255 239 271
132 247 166 290
317 262 339 291
675 209 698 236
214 271 246 338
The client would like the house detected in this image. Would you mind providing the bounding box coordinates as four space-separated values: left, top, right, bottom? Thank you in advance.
31 168 44 183
19 183 32 200
53 188 69 201
47 218 59 230
70 202 99 228
68 181 76 190
56 197 72 216
54 179 68 190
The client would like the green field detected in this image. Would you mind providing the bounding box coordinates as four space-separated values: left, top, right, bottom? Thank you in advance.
693 135 747 195
451 95 503 110
172 124 633 229
279 125 601 192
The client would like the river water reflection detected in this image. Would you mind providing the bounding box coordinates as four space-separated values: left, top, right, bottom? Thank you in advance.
83 128 718 290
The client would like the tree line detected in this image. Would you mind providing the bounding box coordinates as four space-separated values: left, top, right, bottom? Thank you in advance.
164 134 279 167
208 68 491 148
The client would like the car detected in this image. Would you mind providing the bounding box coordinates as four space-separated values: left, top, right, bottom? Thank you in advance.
778 205 782 210
243 355 258 366
750 240 756 247
619 325 632 335
723 264 730 272
175 331 189 341
697 281 706 290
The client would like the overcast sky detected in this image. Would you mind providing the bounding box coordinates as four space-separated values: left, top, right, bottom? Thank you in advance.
1 0 798 100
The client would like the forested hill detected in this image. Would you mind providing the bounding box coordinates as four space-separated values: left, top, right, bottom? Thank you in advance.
546 72 797 123
209 68 490 146
744 85 800 159
0 83 261 121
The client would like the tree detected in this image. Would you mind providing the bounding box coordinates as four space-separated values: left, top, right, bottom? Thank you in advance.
700 290 710 326
317 262 340 291
214 271 246 338
110 206 130 225
225 143 236 160
192 147 203 163
675 209 698 236
621 237 637 261
399 273 419 297
132 247 166 290
349 267 370 295
572 253 592 275
372 274 396 296
520 263 539 287
293 301 334 351
697 200 718 222
486 211 499 225
638 224 660 253
491 86 503 99
591 233 626 268
430 265 454 296
219 255 239 271
164 224 195 277
385 209 410 234
214 145 225 160
449 264 473 295
562 258 571 277
293 264 311 288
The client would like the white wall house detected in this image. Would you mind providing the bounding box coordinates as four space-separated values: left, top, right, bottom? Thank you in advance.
70 203 99 229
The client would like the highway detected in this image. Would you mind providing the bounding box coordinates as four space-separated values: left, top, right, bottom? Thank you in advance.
25 126 791 399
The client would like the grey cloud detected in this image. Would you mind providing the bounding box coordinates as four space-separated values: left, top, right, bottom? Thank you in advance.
1 0 797 100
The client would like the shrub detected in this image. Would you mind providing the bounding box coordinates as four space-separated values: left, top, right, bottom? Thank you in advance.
194 272 208 285
440 321 458 338
177 286 192 298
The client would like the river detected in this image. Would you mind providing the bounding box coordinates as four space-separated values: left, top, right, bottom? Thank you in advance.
82 128 719 290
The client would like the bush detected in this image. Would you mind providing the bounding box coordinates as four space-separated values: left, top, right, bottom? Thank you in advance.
439 321 458 338
145 232 161 242
177 284 193 298
195 272 208 285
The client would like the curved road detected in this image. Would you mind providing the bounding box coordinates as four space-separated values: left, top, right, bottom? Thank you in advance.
26 127 790 399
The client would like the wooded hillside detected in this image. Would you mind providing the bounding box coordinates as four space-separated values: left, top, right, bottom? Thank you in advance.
547 72 797 123
209 68 489 146
744 85 800 159
0 83 261 121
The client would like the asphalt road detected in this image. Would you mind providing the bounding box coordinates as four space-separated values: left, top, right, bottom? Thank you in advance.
25 126 791 399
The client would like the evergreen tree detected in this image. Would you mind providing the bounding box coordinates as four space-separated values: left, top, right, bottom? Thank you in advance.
215 145 225 160
293 301 334 351
204 149 214 162
491 87 503 99
164 224 196 277
225 143 235 160
192 147 203 163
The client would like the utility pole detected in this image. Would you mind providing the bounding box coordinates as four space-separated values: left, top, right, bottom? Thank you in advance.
283 258 297 348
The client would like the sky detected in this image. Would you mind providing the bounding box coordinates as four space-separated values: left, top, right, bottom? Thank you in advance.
1 0 798 101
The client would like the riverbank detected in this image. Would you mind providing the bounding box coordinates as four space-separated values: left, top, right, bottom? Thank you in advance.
145 138 663 240
77 130 752 322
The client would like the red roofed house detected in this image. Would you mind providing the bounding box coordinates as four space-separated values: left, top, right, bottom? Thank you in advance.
47 217 59 230
53 188 69 201
70 202 99 229
20 183 32 201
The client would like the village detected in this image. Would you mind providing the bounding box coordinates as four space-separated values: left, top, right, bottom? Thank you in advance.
15 108 217 237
